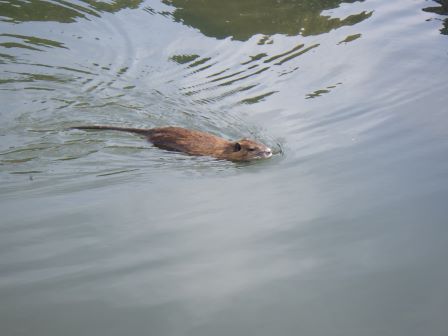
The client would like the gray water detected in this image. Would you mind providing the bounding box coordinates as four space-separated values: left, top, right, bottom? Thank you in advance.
1 0 448 335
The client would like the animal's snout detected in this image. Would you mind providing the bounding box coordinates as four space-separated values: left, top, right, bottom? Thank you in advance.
263 148 272 158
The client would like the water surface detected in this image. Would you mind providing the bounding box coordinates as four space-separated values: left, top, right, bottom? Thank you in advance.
1 0 448 335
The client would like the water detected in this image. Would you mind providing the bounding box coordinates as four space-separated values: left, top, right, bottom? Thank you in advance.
1 0 448 335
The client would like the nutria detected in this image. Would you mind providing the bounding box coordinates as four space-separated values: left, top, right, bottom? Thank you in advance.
71 125 272 161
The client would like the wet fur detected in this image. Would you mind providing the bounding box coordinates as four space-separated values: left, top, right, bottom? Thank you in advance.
71 125 272 161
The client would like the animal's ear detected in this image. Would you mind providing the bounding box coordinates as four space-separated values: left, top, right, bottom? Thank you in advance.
234 142 242 152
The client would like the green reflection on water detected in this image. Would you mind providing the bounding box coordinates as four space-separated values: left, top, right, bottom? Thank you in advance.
170 54 200 64
0 0 143 23
337 33 361 44
163 0 372 40
0 34 67 50
0 0 89 23
423 0 448 35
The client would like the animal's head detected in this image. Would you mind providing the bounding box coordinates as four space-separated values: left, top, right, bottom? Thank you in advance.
225 139 272 161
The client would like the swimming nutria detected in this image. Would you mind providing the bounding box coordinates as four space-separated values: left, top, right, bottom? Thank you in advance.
71 125 272 161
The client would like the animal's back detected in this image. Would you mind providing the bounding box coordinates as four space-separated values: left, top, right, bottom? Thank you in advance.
148 127 228 156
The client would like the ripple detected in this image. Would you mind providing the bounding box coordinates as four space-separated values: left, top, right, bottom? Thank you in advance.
160 36 323 113
0 0 422 192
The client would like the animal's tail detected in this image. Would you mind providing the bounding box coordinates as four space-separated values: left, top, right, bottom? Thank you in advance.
70 125 153 136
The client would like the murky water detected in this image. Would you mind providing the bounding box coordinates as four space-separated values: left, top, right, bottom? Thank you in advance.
1 0 448 335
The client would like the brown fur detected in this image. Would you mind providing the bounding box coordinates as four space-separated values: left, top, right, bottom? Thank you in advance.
71 125 272 162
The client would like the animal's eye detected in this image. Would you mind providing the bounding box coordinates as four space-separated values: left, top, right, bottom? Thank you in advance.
234 142 242 151
248 148 255 151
